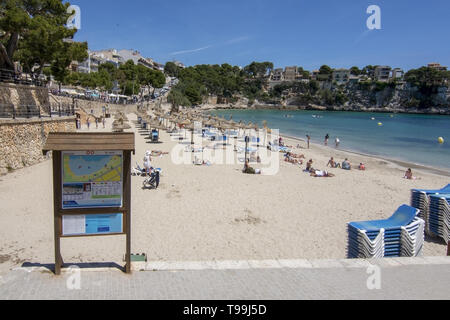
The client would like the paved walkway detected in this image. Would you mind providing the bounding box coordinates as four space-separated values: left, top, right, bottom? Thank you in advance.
1 257 449 300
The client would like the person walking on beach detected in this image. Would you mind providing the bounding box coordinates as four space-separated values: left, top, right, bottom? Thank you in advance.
143 151 152 176
325 134 330 146
306 135 311 149
335 137 340 148
86 118 90 130
95 118 99 129
102 117 106 129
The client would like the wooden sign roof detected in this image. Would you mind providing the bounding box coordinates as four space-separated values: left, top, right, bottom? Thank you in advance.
43 133 135 154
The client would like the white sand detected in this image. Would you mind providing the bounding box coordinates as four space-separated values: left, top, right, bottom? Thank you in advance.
0 112 449 275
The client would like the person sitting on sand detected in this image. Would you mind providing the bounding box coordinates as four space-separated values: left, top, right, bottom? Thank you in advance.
404 168 418 180
305 159 314 172
311 170 335 178
327 157 341 168
342 158 352 170
243 160 261 175
359 163 366 171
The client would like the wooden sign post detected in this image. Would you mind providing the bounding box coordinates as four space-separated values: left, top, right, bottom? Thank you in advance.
43 133 135 275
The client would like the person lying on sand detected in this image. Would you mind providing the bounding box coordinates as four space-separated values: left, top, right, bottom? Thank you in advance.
285 152 305 159
193 156 211 166
327 157 341 168
243 160 261 175
311 170 335 178
151 150 169 157
285 155 303 165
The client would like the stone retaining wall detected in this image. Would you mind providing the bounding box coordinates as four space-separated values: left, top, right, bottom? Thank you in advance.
0 117 76 175
52 95 138 116
0 83 49 107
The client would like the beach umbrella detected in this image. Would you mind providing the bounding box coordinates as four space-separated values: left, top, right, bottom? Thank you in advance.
179 119 191 139
245 122 254 137
262 120 268 146
112 119 131 133
186 123 196 145
219 122 233 147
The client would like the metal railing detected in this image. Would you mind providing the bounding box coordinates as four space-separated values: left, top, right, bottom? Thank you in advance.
0 69 48 87
0 103 75 119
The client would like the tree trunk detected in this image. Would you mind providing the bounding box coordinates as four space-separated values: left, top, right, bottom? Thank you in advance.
0 43 14 70
0 32 19 70
7 32 19 59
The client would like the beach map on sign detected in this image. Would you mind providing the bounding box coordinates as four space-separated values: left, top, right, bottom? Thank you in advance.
62 151 123 209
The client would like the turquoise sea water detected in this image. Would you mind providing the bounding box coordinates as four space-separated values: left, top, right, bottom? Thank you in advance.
211 110 450 170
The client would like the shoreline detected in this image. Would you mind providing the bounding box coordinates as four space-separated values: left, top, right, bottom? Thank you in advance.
202 104 450 115
281 133 450 177
205 108 450 176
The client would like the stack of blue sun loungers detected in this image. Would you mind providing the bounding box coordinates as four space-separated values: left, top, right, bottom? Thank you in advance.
411 184 450 235
428 194 450 244
400 218 425 257
348 205 424 258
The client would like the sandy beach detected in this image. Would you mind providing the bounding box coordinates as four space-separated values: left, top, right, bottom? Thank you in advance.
0 111 449 275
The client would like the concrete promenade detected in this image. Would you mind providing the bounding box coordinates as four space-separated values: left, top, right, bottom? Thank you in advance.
0 257 449 300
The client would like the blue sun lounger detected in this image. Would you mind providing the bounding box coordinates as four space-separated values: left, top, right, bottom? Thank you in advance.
428 194 450 244
348 205 422 258
411 184 450 235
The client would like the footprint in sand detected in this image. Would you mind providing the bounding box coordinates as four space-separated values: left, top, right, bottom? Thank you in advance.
233 209 266 226
0 254 11 264
166 189 182 199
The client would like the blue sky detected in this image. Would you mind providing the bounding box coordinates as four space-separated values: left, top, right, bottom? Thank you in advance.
71 0 450 71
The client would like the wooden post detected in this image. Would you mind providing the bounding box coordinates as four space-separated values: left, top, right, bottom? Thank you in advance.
53 151 63 275
123 151 132 274
447 242 450 257
244 136 249 167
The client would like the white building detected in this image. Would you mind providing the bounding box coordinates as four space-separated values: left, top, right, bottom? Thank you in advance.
332 69 350 85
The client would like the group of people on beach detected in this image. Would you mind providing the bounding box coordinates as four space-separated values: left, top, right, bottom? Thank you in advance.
324 134 340 148
304 159 334 177
142 150 169 175
326 157 366 171
76 117 106 130
301 134 341 149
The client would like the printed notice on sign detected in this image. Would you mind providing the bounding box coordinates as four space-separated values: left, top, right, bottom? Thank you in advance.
62 214 124 236
62 151 123 209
